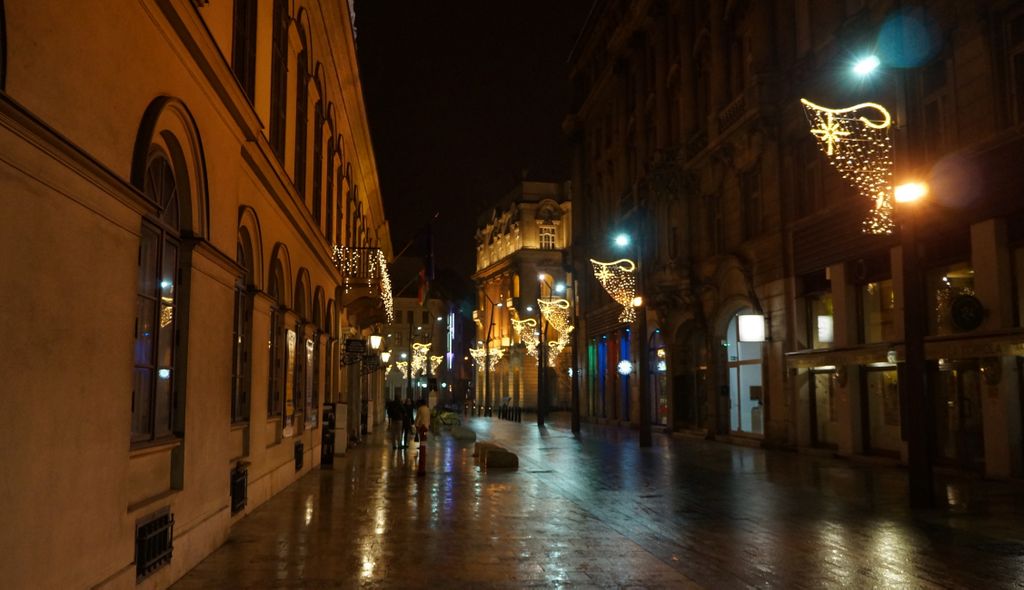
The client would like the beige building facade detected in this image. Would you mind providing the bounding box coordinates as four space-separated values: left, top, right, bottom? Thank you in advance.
0 1 391 588
473 181 573 412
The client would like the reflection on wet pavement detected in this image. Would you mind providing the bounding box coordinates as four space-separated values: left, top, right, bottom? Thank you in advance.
174 414 1024 589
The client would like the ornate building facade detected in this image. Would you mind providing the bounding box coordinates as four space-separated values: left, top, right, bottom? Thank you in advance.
473 181 573 412
0 1 391 587
568 0 1024 479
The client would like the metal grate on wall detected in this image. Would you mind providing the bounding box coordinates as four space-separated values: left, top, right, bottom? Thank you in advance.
230 465 248 514
135 508 174 582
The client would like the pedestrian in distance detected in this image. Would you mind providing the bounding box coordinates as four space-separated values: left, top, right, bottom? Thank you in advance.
415 398 431 476
401 398 414 448
386 398 404 450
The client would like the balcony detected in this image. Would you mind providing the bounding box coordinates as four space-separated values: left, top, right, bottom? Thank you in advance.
332 246 394 325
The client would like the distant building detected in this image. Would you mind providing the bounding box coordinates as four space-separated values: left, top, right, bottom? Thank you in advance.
473 181 573 412
0 2 391 587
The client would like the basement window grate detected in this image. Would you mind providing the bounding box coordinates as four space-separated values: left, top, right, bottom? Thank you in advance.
135 508 174 582
230 464 248 514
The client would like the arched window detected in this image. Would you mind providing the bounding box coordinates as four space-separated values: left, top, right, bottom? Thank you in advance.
132 153 183 444
311 99 324 225
267 259 286 417
232 229 256 424
293 275 309 432
268 0 289 158
231 0 258 102
293 30 309 198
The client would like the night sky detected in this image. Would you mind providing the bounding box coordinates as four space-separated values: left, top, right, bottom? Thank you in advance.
356 1 595 278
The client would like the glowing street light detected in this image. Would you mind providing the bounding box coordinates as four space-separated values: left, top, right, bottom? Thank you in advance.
613 233 631 248
894 181 928 203
853 54 881 77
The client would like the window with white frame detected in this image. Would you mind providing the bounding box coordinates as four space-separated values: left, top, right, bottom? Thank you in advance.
539 225 556 250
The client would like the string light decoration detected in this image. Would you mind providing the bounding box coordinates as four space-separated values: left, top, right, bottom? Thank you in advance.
547 332 571 367
430 355 444 374
537 298 574 335
411 342 431 377
469 347 487 366
331 245 395 323
590 259 637 322
469 345 504 370
511 316 539 357
800 98 895 235
393 361 409 380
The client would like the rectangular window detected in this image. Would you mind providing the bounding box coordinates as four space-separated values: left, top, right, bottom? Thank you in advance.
422 310 430 325
926 262 975 335
132 223 178 443
267 308 285 417
230 0 258 102
808 293 834 349
269 0 289 158
231 286 252 423
860 279 896 343
539 226 556 250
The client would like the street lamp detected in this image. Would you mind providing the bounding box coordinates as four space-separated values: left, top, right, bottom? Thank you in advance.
895 180 934 508
614 225 652 448
852 54 881 77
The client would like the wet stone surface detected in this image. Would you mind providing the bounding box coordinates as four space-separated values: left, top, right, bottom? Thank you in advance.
174 415 1024 589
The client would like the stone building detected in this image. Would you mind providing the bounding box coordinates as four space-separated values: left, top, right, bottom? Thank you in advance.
0 1 391 587
567 0 1024 478
473 181 573 413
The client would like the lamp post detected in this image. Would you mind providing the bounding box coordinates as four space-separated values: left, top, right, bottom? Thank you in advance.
895 180 934 508
614 225 652 448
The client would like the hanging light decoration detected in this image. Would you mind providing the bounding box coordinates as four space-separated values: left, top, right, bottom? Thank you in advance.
331 245 395 323
511 316 539 358
537 298 573 335
430 354 444 373
547 332 571 367
469 347 487 367
411 342 431 377
590 258 637 322
800 99 895 235
393 360 409 380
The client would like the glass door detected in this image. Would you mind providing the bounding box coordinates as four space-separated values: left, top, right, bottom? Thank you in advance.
809 369 838 447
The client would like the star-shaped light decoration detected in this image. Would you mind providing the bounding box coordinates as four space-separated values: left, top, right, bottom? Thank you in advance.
590 258 637 323
801 98 895 235
809 111 851 156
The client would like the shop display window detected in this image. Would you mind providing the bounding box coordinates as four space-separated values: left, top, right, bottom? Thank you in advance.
926 262 974 335
860 279 896 343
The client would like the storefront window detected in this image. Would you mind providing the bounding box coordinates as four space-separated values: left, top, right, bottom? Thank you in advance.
926 262 975 335
861 279 896 343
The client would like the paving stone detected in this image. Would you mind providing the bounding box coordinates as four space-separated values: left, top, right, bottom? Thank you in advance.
174 413 1024 589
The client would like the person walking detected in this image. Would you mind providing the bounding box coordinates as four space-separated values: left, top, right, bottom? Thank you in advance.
386 398 404 450
415 398 431 476
401 398 414 449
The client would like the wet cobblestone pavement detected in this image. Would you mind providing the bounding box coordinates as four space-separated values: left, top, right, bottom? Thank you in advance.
174 414 1024 589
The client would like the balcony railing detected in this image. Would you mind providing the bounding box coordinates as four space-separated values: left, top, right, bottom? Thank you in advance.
332 245 394 324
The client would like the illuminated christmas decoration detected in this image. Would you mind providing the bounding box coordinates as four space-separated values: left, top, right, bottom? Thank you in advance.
468 346 503 370
331 245 395 323
393 361 409 380
537 298 573 335
411 342 431 377
590 258 637 322
430 355 444 373
800 99 895 235
511 316 539 357
546 332 571 367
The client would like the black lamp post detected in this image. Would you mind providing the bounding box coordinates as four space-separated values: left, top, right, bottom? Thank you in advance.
895 181 934 508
